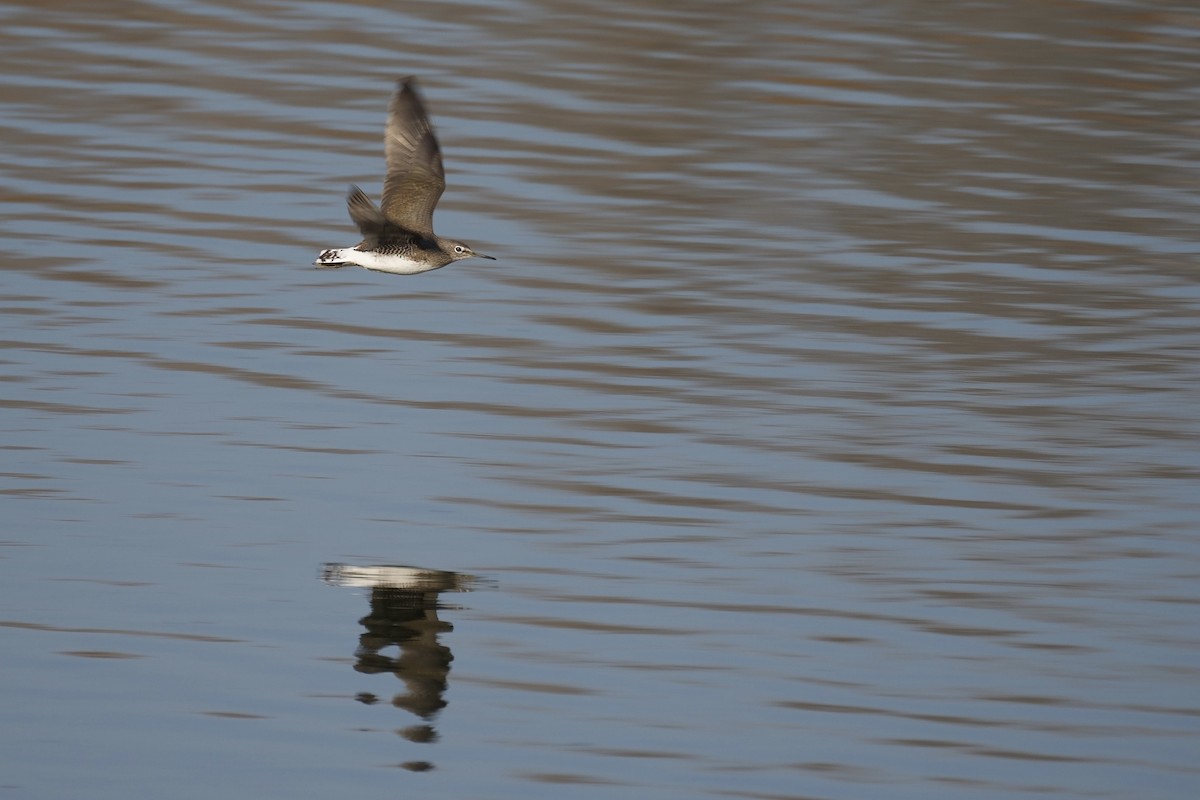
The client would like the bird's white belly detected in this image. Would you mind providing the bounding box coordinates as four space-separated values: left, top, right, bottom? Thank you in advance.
355 250 440 275
317 247 442 275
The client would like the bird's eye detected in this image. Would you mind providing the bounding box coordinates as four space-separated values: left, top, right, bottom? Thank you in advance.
454 245 465 253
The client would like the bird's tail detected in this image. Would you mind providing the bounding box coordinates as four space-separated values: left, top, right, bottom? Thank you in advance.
313 248 352 268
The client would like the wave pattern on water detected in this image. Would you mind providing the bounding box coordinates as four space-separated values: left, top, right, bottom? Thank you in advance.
2 1 1199 799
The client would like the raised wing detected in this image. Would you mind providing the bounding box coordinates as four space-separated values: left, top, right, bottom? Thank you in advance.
380 78 446 236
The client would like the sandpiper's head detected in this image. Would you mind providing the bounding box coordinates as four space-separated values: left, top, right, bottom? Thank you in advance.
444 240 495 263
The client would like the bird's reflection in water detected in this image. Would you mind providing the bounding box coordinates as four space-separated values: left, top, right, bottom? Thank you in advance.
322 564 485 772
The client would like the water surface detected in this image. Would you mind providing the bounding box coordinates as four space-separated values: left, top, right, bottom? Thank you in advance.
2 1 1199 798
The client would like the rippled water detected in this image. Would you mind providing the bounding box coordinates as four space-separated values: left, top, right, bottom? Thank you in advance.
3 1 1199 798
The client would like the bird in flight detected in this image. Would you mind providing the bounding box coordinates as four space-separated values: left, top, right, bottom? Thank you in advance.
314 77 494 274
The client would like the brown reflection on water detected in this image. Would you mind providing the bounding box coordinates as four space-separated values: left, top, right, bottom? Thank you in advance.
323 564 483 772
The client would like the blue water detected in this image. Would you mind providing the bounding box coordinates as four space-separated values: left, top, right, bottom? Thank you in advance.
2 1 1198 798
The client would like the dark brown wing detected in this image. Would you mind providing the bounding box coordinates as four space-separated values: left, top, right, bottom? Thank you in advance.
380 77 445 236
346 185 386 246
